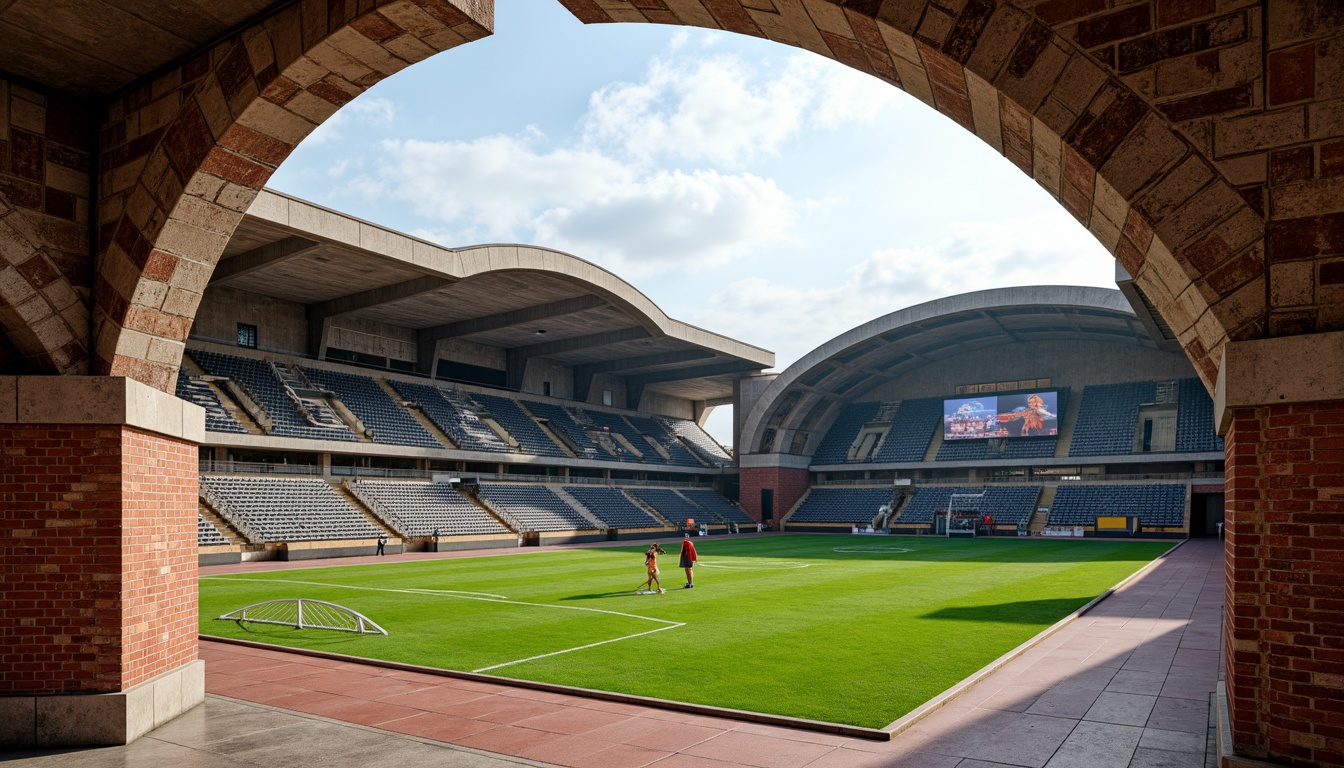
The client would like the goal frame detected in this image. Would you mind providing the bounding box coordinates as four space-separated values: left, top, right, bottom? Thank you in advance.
942 491 987 538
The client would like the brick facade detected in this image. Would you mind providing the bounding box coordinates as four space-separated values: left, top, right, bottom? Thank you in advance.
739 465 813 523
1225 401 1344 767
0 424 198 694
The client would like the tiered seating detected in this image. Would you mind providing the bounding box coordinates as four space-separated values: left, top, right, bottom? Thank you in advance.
388 381 512 453
198 514 231 545
894 486 967 524
565 486 662 528
790 486 893 523
176 372 248 434
471 393 569 458
679 488 755 525
810 401 881 465
200 476 382 542
1176 378 1223 453
189 350 358 442
1048 483 1187 527
872 397 942 462
1068 380 1157 456
302 367 441 448
477 484 592 531
623 414 704 467
669 419 732 467
630 488 710 525
351 481 510 536
981 485 1042 525
523 400 605 459
575 408 645 462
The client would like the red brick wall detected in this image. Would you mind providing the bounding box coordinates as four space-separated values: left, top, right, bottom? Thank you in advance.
739 466 813 523
0 424 197 694
1225 401 1344 767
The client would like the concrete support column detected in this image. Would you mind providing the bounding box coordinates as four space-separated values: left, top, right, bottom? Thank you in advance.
0 377 205 748
1215 334 1344 767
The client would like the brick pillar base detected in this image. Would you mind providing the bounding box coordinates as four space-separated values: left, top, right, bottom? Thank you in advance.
0 377 205 748
740 464 813 524
1217 333 1344 768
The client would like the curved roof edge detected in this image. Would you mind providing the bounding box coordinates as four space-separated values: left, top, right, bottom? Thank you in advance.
740 286 1135 452
247 189 774 368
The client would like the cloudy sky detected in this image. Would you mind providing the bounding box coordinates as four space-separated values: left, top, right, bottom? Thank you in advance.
270 4 1116 443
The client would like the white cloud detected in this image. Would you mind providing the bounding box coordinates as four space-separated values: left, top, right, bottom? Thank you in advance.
304 96 399 146
533 169 795 276
582 50 903 167
690 214 1115 370
344 135 797 271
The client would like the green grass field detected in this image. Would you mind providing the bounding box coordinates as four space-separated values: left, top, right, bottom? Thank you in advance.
200 535 1172 728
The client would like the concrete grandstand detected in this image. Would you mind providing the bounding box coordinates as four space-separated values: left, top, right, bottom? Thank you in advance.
738 286 1224 539
187 191 768 562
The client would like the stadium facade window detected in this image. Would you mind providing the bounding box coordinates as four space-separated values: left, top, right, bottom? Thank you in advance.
543 381 551 397
602 389 613 406
236 323 257 348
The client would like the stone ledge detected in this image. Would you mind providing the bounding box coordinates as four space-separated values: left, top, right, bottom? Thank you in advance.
0 659 205 749
0 376 204 442
1214 331 1344 434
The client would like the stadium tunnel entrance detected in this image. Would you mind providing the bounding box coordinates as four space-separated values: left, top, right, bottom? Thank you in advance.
1 1 1343 764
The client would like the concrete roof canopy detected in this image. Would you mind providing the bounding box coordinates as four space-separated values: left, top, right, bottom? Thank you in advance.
740 286 1155 456
212 190 772 402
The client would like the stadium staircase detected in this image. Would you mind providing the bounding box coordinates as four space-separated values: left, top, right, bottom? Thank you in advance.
1053 391 1084 456
627 492 674 527
551 486 608 530
778 488 814 529
336 481 407 537
180 357 266 435
923 424 944 462
198 502 251 546
270 362 368 438
376 378 455 449
1028 486 1057 534
331 481 401 539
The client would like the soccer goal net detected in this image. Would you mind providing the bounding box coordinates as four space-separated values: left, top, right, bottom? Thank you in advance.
942 491 986 538
217 598 388 635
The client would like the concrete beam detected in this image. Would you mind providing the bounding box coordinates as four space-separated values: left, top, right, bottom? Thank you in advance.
625 360 764 412
509 326 650 359
209 236 320 285
308 275 453 356
573 349 714 403
419 295 606 342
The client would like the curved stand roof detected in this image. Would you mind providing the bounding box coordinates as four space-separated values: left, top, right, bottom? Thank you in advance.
741 286 1157 457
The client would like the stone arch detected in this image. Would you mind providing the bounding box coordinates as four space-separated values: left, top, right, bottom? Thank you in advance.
91 0 493 390
0 189 89 375
88 0 1280 397
558 1 1270 391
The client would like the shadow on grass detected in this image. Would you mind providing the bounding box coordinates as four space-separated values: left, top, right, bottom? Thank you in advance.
605 535 1177 564
920 597 1093 624
212 620 366 647
558 590 650 601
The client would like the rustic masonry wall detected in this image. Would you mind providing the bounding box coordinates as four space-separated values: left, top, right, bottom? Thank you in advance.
0 78 92 376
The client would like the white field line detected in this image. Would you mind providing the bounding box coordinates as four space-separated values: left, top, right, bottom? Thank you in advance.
203 576 686 672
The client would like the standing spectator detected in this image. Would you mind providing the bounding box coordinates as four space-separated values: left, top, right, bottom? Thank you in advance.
680 532 698 589
376 533 387 556
432 528 440 549
983 513 994 536
640 543 666 594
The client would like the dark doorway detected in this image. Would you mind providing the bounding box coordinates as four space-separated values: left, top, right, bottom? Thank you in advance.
1190 493 1225 537
761 489 774 523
